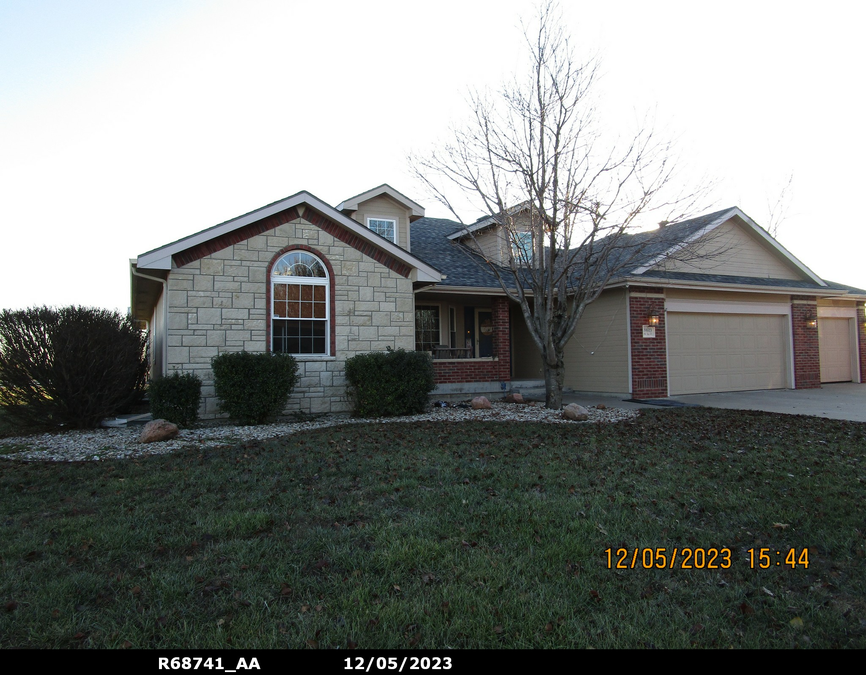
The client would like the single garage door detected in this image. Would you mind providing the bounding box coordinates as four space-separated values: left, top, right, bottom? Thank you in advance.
818 318 852 382
668 313 789 395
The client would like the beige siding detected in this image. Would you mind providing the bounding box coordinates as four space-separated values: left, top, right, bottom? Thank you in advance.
511 307 543 379
666 289 791 304
562 289 629 392
654 219 805 280
350 194 411 250
468 229 507 264
165 215 415 417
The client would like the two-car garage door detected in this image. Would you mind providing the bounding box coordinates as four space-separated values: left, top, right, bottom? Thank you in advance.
667 312 790 395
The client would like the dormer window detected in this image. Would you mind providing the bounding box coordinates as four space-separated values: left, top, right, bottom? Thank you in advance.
511 231 533 264
367 217 396 243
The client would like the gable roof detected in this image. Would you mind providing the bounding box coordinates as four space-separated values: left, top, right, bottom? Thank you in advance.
135 190 440 283
412 207 866 298
336 184 426 221
629 206 825 285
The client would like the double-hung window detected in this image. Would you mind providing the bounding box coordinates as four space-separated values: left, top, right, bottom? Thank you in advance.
271 251 329 355
367 217 396 243
511 231 533 264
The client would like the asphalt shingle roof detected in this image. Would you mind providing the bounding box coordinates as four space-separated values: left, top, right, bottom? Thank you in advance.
410 209 866 295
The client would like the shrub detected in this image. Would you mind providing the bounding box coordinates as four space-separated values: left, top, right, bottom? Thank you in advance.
0 306 148 429
211 352 298 425
345 348 435 417
148 371 202 427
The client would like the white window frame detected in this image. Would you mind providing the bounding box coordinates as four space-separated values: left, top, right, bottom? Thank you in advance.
510 230 533 264
367 216 397 244
271 251 330 357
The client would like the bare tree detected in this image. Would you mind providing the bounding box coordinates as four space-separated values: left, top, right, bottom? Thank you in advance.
765 172 794 239
412 1 709 409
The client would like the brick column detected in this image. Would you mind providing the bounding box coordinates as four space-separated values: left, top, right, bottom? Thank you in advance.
858 303 866 384
791 295 820 389
492 297 511 381
629 287 668 398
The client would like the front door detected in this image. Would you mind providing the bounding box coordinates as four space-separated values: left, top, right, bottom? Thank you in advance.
477 310 494 358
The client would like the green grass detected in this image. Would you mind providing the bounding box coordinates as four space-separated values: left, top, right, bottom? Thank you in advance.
1 408 865 648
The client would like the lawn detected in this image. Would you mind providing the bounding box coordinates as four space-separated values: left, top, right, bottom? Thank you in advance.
1 408 864 649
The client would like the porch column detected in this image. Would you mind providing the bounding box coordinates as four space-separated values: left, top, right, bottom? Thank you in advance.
492 297 511 381
791 295 820 389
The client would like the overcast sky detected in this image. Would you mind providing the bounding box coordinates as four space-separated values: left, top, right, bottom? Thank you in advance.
1 0 864 312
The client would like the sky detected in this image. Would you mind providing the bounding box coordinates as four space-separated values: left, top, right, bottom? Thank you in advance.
1 0 864 313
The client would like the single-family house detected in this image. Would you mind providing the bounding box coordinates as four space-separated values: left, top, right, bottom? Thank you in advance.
130 184 866 417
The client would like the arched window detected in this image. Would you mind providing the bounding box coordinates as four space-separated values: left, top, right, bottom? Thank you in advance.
271 250 329 355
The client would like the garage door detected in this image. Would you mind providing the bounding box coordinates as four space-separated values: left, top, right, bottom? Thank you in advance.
819 318 852 382
668 313 789 395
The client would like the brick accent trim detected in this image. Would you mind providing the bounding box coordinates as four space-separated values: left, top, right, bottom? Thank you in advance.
791 295 820 389
173 206 413 278
433 298 511 384
174 207 303 267
302 210 413 278
858 304 866 383
265 245 337 357
629 287 668 398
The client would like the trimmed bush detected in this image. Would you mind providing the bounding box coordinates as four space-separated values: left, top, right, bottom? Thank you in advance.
211 352 298 425
148 372 202 427
0 306 148 429
345 348 435 417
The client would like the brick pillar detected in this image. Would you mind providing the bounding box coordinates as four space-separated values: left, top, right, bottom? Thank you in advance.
492 297 511 381
791 295 820 389
858 303 866 384
629 288 668 398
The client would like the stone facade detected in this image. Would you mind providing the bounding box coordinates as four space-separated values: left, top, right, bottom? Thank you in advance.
164 213 415 417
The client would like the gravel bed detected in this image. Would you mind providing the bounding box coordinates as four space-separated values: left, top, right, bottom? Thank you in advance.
0 402 639 463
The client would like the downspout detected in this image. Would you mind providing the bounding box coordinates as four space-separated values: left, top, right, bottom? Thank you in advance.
131 265 168 377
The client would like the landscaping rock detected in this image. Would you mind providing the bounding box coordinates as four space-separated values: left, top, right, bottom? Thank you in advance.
562 403 590 421
140 419 179 443
595 403 607 410
471 396 492 410
504 393 525 404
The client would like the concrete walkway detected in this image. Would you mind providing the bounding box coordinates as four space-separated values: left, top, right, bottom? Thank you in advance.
558 383 866 422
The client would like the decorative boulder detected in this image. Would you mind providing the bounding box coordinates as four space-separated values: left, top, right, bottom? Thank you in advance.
504 393 525 404
471 396 492 410
140 419 180 443
595 403 607 410
561 403 590 421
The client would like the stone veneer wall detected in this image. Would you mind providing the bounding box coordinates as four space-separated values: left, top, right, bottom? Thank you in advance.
629 287 668 398
790 295 820 389
165 213 415 417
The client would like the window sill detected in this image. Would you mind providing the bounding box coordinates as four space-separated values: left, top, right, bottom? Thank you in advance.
433 357 499 363
292 355 337 362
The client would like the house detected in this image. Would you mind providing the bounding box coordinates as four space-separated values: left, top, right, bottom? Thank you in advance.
130 184 866 417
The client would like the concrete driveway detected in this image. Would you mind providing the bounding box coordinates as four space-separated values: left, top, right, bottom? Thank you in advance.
560 383 866 422
673 383 866 422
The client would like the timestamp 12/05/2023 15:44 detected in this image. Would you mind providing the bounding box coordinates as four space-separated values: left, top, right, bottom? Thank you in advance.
605 547 810 570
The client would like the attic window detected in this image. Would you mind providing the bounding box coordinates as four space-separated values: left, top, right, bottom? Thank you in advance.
367 217 396 243
511 231 533 264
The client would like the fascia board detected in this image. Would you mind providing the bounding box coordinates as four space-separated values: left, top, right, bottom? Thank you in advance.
336 184 425 218
616 276 847 297
726 207 826 286
630 207 826 286
136 191 441 282
630 209 736 275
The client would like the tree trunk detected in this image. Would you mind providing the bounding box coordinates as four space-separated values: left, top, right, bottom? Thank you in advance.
543 351 565 410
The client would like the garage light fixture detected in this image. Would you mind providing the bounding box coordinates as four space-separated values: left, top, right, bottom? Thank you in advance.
805 313 817 329
647 310 660 326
